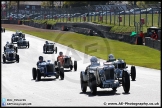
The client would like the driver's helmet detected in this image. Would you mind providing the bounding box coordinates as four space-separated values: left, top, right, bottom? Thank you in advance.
45 41 48 44
108 54 115 61
39 56 43 62
90 56 98 65
59 52 63 56
6 41 9 45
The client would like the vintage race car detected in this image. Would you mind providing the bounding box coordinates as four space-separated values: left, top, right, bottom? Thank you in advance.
15 30 25 38
43 41 57 54
80 61 130 95
17 38 30 48
11 34 21 43
32 58 64 81
4 43 18 53
2 48 19 63
55 56 77 71
103 59 136 82
1 27 5 32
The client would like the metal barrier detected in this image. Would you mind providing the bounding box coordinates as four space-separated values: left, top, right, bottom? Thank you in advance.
1 3 161 27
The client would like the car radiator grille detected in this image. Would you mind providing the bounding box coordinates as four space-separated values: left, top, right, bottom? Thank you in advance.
118 63 126 68
9 53 13 57
104 68 114 80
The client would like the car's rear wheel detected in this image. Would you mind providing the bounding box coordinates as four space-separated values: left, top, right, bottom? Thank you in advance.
131 66 136 81
16 54 19 63
32 68 37 80
74 61 77 71
15 47 18 53
55 47 57 54
28 42 30 48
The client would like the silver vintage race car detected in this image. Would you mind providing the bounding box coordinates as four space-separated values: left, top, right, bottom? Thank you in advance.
80 56 130 95
2 48 19 63
43 41 57 54
17 38 30 48
4 42 18 53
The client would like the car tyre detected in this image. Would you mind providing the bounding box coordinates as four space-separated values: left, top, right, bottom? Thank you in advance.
80 72 87 93
122 70 130 93
32 68 37 80
89 73 97 95
131 66 136 81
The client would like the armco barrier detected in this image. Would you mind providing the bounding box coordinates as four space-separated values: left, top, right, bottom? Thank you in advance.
145 37 161 51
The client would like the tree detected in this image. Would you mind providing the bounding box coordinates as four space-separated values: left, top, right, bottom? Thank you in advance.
41 1 51 8
7 1 17 9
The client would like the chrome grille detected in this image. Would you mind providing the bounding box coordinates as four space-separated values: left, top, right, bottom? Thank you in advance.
104 68 114 80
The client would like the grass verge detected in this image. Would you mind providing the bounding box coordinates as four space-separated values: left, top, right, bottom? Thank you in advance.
5 27 160 70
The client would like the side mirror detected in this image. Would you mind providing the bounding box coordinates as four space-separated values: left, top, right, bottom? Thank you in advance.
125 66 128 68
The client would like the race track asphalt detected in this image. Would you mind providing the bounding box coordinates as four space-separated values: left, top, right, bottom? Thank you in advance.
1 31 161 107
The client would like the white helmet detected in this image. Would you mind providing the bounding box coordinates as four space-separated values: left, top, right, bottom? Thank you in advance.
108 54 115 61
90 56 98 64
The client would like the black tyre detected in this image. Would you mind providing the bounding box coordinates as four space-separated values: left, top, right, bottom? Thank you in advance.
4 46 6 52
80 72 87 93
11 39 13 43
122 70 130 93
56 72 59 79
89 73 97 95
131 66 136 81
16 55 19 63
3 55 6 63
36 69 41 81
54 61 57 66
28 42 30 48
32 68 37 80
60 68 64 80
55 47 57 54
74 61 77 71
112 87 117 91
43 46 45 53
70 65 73 71
15 47 18 53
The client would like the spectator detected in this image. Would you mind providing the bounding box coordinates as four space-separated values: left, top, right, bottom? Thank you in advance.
151 32 158 40
139 31 144 43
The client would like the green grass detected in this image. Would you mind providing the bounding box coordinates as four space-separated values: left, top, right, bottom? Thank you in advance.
5 27 160 70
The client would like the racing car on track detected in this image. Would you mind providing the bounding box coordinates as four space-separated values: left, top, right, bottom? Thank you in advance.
2 48 19 63
32 56 64 81
80 56 130 95
43 41 57 54
15 30 25 38
11 34 21 43
1 27 5 32
55 55 77 71
103 59 136 82
17 37 30 48
4 42 18 53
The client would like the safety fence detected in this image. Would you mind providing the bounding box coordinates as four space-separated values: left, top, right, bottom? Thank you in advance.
1 4 161 28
